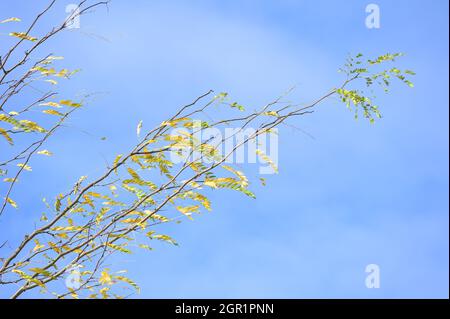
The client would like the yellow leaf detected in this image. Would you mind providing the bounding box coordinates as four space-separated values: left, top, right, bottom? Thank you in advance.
70 291 79 299
99 287 109 298
176 205 200 216
99 270 113 285
87 191 103 198
18 120 46 133
33 239 45 252
120 218 141 224
45 56 64 61
204 180 218 188
263 111 279 117
96 207 110 225
60 100 82 108
113 154 122 174
39 102 61 108
256 149 278 173
114 275 140 293
152 234 178 246
12 269 46 288
138 244 153 250
259 177 266 186
9 32 37 41
55 195 62 212
42 109 64 116
4 197 18 208
48 242 61 254
56 233 68 239
55 69 69 77
161 117 190 127
31 66 55 75
45 79 58 85
222 165 248 187
51 225 82 232
136 120 143 138
29 267 51 277
127 167 141 181
1 17 21 23
106 242 131 254
37 150 53 156
0 128 13 145
17 163 32 171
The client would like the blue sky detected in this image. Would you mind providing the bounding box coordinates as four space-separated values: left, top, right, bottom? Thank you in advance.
0 0 448 298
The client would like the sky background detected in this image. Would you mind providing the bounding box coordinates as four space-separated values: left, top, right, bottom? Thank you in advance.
0 0 448 298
